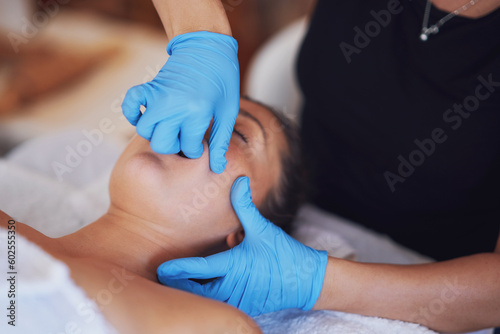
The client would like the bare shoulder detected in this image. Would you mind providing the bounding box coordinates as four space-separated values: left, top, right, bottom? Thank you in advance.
0 209 15 225
0 210 262 333
64 257 262 334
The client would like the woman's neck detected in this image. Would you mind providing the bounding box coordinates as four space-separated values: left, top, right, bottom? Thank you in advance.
56 206 224 282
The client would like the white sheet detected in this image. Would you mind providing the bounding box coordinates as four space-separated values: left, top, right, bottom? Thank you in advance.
1 130 122 237
0 228 117 333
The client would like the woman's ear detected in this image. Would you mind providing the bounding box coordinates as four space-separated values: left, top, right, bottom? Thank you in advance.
225 228 245 248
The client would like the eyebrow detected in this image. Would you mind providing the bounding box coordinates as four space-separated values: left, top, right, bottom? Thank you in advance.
239 108 268 143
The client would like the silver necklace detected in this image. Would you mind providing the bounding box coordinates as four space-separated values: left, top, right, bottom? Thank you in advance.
420 0 480 41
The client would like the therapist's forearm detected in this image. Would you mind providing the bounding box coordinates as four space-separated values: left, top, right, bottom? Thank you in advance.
314 253 500 333
152 0 232 40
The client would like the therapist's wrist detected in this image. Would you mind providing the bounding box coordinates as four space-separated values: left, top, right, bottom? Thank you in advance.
313 256 361 311
152 0 232 40
313 257 369 312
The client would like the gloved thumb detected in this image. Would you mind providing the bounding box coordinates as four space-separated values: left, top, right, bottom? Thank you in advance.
230 176 269 238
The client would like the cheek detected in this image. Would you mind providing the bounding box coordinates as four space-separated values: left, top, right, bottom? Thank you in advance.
224 142 252 187
223 141 267 206
108 134 265 232
171 164 241 231
174 142 250 228
109 152 175 222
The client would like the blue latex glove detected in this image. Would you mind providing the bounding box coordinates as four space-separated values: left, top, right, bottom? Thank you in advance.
121 31 240 174
157 177 329 316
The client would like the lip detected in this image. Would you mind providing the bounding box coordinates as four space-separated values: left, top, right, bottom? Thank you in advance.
177 151 188 158
148 139 209 162
131 134 210 170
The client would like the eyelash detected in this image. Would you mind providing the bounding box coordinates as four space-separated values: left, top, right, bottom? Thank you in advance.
234 128 248 143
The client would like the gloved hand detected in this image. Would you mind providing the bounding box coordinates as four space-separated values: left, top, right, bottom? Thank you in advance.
157 176 329 316
121 31 240 174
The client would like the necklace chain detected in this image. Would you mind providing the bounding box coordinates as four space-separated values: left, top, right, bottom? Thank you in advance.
420 0 480 41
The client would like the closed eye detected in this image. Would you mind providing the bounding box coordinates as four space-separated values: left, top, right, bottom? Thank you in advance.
234 128 248 143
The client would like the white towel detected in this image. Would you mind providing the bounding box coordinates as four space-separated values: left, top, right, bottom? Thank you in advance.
256 309 437 334
0 228 117 333
1 130 122 237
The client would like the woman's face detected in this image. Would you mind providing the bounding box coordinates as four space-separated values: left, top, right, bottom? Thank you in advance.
109 99 287 240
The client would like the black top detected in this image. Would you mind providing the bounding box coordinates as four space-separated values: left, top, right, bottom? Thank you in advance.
297 0 500 260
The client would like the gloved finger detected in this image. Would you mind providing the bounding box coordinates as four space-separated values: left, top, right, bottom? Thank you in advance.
230 176 269 238
157 277 207 296
122 85 147 126
149 120 181 155
135 111 157 141
161 277 231 303
157 252 231 280
179 121 206 159
208 111 236 174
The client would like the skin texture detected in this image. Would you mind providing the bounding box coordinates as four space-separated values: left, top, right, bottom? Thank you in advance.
431 0 500 18
1 99 287 333
152 0 233 39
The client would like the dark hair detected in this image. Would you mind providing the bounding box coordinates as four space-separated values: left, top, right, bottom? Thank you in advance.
241 96 305 233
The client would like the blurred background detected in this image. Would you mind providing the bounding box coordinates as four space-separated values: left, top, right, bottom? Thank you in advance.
0 0 315 155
